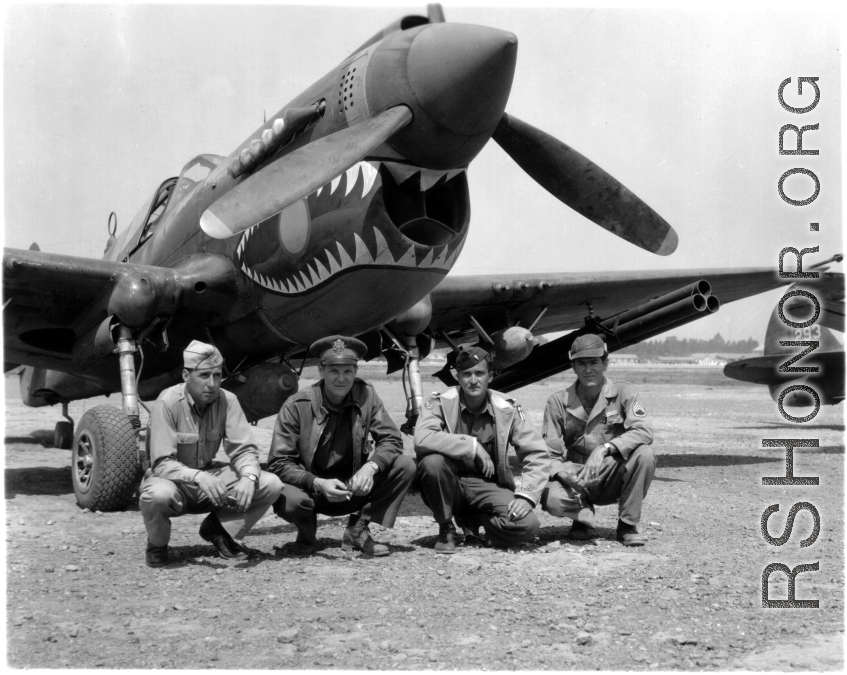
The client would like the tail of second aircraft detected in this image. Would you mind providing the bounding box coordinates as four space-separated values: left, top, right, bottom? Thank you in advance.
762 300 844 405
725 295 845 406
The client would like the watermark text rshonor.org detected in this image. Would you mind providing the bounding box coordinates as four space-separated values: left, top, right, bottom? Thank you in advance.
760 76 824 609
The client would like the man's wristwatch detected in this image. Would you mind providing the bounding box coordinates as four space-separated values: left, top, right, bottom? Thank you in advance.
244 474 258 484
603 443 614 455
366 461 379 473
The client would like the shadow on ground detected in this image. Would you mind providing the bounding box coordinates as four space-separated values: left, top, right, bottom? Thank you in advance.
5 466 74 499
658 454 780 468
4 430 57 446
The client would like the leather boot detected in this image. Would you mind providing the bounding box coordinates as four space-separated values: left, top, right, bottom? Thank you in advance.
435 520 457 554
199 513 249 560
342 513 389 556
616 520 647 546
568 520 597 540
292 512 317 555
146 542 170 568
455 514 482 543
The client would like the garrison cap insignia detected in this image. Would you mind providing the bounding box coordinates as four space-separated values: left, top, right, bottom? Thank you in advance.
632 400 647 418
454 345 489 372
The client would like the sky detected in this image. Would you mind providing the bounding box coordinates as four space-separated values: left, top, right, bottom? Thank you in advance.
2 4 843 343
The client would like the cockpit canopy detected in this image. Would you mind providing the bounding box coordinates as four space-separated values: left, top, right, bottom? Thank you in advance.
104 154 224 262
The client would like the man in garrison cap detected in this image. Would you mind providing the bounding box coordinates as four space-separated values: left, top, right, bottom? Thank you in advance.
414 345 552 553
139 340 283 567
267 335 415 556
540 334 655 546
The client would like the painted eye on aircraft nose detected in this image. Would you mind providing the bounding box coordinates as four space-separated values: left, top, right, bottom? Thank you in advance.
277 201 311 257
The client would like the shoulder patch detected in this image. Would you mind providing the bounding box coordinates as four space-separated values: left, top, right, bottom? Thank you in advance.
631 399 647 418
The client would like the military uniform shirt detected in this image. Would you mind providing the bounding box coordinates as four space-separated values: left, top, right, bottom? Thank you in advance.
312 390 355 480
542 377 653 465
456 396 497 473
146 384 261 484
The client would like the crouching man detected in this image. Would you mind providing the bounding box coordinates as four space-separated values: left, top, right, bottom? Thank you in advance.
140 341 283 567
541 334 656 546
267 336 415 557
415 346 551 553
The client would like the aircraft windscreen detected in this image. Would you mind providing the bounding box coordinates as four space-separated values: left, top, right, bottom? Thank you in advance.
165 154 224 215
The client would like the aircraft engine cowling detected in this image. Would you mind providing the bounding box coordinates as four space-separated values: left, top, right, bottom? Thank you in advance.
491 327 535 370
222 362 299 423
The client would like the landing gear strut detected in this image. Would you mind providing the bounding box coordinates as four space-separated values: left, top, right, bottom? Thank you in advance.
400 335 424 436
116 325 142 429
70 323 142 511
53 402 74 450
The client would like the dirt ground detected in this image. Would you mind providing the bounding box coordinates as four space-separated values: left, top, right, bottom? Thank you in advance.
4 365 844 670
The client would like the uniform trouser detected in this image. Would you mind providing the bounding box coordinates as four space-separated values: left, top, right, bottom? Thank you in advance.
139 465 283 547
271 455 416 545
417 454 540 548
541 445 655 526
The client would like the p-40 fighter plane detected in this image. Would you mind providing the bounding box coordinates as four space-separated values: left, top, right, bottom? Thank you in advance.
4 5 791 511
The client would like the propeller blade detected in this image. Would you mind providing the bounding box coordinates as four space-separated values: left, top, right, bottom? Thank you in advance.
427 4 445 23
492 113 678 255
201 105 414 239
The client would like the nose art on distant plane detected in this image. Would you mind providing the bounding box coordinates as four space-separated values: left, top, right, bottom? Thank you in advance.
406 24 517 137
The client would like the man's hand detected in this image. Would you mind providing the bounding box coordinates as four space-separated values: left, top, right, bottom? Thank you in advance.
577 444 615 484
507 497 532 522
228 476 256 513
194 472 229 508
474 441 495 478
313 478 353 503
348 463 377 497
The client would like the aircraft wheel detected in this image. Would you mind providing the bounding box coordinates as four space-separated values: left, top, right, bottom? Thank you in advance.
53 421 74 449
72 406 140 511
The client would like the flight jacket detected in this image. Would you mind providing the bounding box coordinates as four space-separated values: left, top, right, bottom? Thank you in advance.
414 386 552 506
266 379 403 492
542 377 654 477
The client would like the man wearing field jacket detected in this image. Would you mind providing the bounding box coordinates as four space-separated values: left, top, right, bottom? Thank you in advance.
540 334 655 546
267 335 415 557
414 345 552 552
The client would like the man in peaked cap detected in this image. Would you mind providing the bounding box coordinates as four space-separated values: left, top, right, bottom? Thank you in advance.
414 345 552 553
267 335 415 557
139 340 283 567
540 334 655 546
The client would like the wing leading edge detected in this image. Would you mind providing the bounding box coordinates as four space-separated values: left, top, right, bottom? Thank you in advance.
427 267 795 391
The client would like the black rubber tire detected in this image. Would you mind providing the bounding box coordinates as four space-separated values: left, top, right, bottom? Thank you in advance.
53 421 74 450
72 406 140 511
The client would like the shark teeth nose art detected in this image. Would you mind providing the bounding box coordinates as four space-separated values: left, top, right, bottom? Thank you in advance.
239 225 462 295
234 160 467 296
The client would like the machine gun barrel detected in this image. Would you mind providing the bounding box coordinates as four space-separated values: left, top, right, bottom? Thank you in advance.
490 280 720 392
612 280 710 330
611 286 716 345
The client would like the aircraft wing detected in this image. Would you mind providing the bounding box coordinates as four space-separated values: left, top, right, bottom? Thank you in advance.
2 247 182 373
429 267 785 337
427 267 790 391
